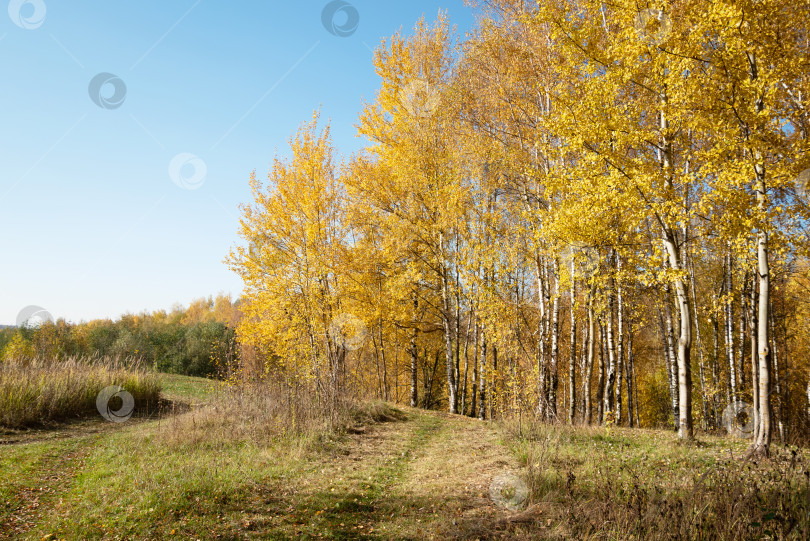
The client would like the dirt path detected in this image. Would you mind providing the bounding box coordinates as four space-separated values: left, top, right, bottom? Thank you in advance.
0 436 94 540
243 406 536 540
2 404 539 540
0 400 192 540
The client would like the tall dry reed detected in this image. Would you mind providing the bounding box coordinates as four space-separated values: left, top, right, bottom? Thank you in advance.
0 355 161 427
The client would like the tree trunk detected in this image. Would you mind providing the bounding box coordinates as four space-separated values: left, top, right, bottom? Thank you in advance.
659 86 693 440
670 247 694 440
662 294 680 430
478 331 487 420
439 253 458 414
579 305 590 421
739 272 749 391
750 50 772 456
583 291 595 424
624 323 634 428
374 334 383 399
629 329 641 428
725 252 738 401
603 261 617 424
461 307 473 415
536 256 548 418
615 256 624 425
410 314 418 408
754 214 771 454
549 260 561 420
596 320 606 425
471 322 479 418
689 250 709 430
379 322 388 401
490 344 498 420
749 272 760 440
806 369 810 430
568 275 577 424
770 307 785 443
712 300 721 429
455 261 462 409
422 348 432 408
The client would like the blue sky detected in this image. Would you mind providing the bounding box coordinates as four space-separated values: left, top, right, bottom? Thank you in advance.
0 1 475 325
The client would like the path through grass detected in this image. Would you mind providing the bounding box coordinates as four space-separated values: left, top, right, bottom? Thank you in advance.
6 377 804 540
1 391 526 540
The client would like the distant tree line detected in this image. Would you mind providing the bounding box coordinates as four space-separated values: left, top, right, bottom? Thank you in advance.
0 295 240 379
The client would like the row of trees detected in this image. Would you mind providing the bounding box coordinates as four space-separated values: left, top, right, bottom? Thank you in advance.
229 0 810 456
1 295 240 378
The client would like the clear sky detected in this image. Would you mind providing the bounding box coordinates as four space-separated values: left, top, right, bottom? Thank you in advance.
0 0 475 325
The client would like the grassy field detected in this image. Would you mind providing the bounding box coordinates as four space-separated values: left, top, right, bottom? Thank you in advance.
156 373 217 404
504 420 810 539
1 374 808 540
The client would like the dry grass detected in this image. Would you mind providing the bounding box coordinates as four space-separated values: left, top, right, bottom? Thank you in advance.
501 418 810 539
0 355 161 428
155 380 397 450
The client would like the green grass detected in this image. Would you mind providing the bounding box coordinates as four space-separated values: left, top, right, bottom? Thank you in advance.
8 397 415 539
0 390 516 540
3 383 808 540
0 374 325 540
0 437 92 538
27 424 312 539
155 372 217 404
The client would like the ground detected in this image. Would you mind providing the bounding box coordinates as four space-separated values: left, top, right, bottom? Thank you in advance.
1 375 806 540
0 375 533 540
